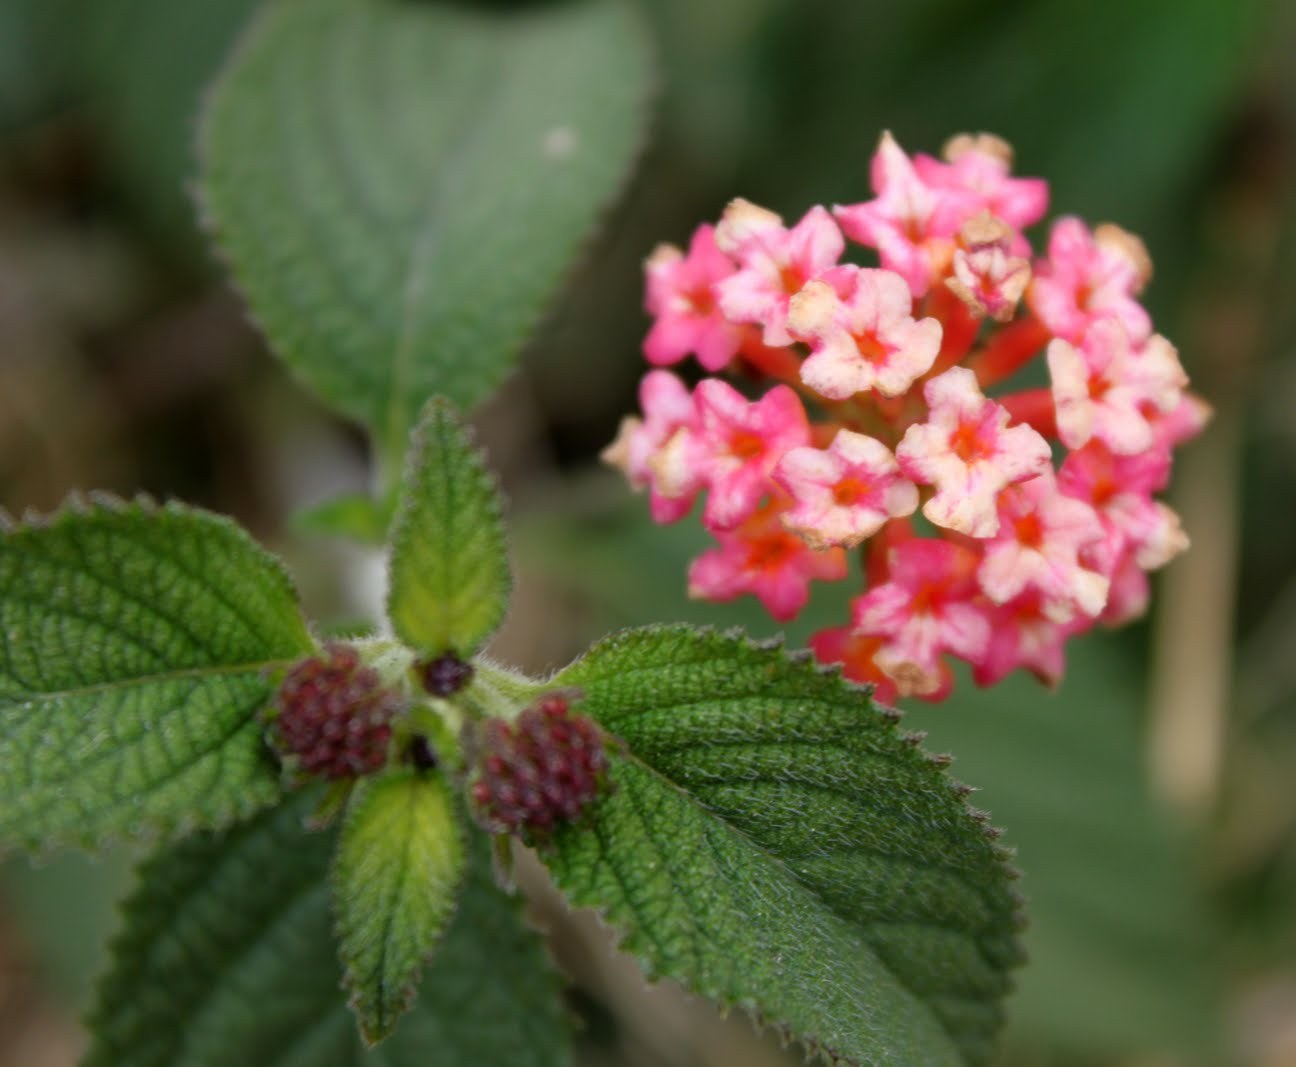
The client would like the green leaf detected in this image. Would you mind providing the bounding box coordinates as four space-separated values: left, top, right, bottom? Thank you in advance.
85 791 572 1066
293 491 393 547
199 0 653 451
544 625 1023 1067
333 770 466 1045
908 636 1223 1062
387 398 510 656
0 495 313 851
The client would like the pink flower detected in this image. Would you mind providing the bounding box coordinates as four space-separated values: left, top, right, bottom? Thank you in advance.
773 430 918 549
643 225 744 372
601 371 703 523
834 132 947 298
914 133 1049 233
1047 318 1188 455
945 213 1032 322
896 366 1052 537
1057 442 1188 573
977 471 1109 621
809 626 900 705
694 379 810 531
851 538 990 698
1030 217 1153 343
787 266 943 399
714 199 844 347
688 499 847 621
973 591 1091 688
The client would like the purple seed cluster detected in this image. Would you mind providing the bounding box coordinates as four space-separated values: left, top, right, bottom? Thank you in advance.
472 695 609 840
273 643 402 779
419 652 474 697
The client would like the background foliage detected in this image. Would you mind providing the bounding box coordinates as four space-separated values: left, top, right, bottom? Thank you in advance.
1 0 1294 1064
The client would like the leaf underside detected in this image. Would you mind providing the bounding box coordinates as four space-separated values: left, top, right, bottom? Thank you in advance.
84 789 573 1067
544 625 1025 1067
199 0 653 447
0 496 313 851
333 770 466 1045
387 398 511 656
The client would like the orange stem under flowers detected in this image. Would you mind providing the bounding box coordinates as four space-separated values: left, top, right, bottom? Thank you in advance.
998 387 1057 439
925 284 981 376
964 313 1051 389
737 331 803 385
865 516 915 586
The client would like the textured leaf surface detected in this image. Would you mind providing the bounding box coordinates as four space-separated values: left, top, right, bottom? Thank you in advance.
85 791 572 1067
200 0 652 448
294 491 393 546
333 770 465 1045
388 398 509 656
0 497 312 850
544 625 1023 1067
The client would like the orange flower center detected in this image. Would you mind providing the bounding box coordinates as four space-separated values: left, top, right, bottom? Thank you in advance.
832 475 872 507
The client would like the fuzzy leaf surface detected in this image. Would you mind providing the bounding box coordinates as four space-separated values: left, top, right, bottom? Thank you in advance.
387 398 509 655
199 0 651 450
333 770 465 1045
544 625 1024 1067
0 497 312 851
85 790 572 1066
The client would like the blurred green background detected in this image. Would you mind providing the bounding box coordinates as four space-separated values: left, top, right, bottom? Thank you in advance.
2 0 1295 1064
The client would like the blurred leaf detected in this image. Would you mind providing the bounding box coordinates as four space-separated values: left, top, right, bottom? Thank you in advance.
200 0 653 452
85 790 573 1065
74 0 261 249
388 399 510 657
545 625 1025 1067
333 770 465 1045
0 496 312 851
909 635 1222 1062
0 848 134 1006
294 491 393 547
0 0 72 128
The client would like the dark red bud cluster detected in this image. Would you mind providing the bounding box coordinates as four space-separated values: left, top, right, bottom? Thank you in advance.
273 643 403 779
471 694 609 841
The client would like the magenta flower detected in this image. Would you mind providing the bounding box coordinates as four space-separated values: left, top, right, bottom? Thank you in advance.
973 591 1090 689
601 370 703 523
643 224 744 372
714 199 844 347
977 471 1109 621
1047 318 1188 455
852 539 990 698
897 367 1051 537
773 430 918 549
834 131 944 297
788 266 943 399
688 499 847 621
693 378 809 531
914 133 1049 234
1030 217 1153 343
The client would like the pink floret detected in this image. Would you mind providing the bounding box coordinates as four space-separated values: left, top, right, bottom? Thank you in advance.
977 470 1109 621
773 430 918 549
694 379 810 531
788 266 943 400
1030 217 1153 343
688 499 847 621
851 538 990 698
913 133 1049 233
896 366 1052 537
1047 318 1188 455
714 199 844 347
643 224 745 372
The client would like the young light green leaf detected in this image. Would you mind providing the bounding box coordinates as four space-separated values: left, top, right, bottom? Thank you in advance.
199 0 652 453
544 625 1024 1067
333 769 466 1045
85 791 572 1067
0 495 312 852
387 398 509 656
293 491 394 546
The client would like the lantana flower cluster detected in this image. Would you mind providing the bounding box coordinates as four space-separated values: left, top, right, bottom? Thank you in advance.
605 131 1206 702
